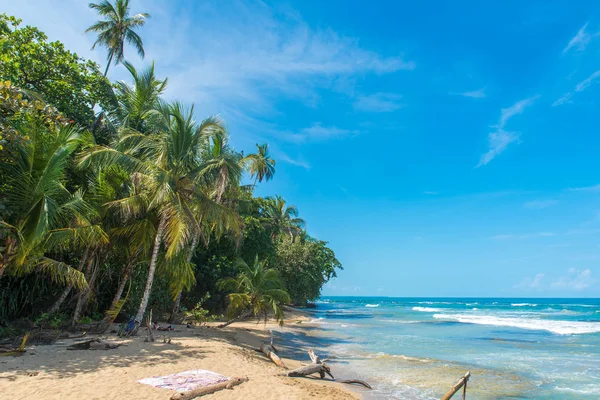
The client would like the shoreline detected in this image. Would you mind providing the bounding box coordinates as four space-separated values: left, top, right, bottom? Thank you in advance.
0 310 360 399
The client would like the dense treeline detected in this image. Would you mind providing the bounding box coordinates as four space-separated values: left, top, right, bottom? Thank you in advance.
0 4 340 333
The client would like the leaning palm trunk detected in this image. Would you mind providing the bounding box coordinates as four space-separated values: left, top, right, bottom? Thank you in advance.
108 258 135 314
134 217 166 325
48 284 73 315
168 235 198 323
48 248 91 315
71 252 98 327
218 310 253 328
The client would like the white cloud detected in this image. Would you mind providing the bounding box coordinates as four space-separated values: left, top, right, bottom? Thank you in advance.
353 93 404 112
452 88 486 99
568 184 600 192
514 273 545 289
553 70 600 106
477 96 538 167
275 151 311 170
284 123 359 143
563 23 598 54
523 200 558 209
492 232 555 240
551 268 596 291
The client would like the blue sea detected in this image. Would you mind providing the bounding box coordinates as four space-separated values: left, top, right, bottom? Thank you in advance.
301 297 600 399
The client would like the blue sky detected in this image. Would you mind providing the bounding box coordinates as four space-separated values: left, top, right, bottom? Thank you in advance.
4 0 600 297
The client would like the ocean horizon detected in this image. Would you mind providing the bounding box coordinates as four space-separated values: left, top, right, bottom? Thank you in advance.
301 296 600 399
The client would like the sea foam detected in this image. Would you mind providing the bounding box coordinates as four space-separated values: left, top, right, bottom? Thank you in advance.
433 313 600 335
365 304 380 308
412 306 444 312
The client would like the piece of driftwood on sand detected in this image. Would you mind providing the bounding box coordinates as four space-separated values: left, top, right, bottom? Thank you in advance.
284 349 371 389
259 343 287 368
169 377 248 400
66 338 121 350
441 371 470 400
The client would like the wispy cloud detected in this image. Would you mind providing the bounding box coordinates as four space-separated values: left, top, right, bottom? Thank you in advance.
284 123 360 143
551 268 596 291
523 200 558 209
451 88 486 99
553 70 600 106
477 96 538 167
492 232 555 240
353 92 404 112
514 273 545 289
563 23 598 54
423 191 439 195
568 183 600 192
275 151 311 170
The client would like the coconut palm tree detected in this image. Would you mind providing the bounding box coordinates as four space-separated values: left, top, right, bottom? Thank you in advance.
261 196 306 240
79 102 242 326
217 256 290 327
86 0 150 76
0 120 94 289
114 61 167 132
244 143 275 189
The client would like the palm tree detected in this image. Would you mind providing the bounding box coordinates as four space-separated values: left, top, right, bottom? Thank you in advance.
0 120 94 290
79 102 241 326
114 61 167 132
86 0 150 76
217 257 290 327
262 196 306 240
244 143 275 189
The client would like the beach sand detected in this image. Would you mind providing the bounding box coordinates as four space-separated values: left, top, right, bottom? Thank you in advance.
0 311 359 399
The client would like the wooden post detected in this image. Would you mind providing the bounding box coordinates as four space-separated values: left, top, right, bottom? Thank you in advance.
441 371 470 400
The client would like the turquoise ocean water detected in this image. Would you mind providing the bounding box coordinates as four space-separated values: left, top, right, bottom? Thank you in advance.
301 297 600 399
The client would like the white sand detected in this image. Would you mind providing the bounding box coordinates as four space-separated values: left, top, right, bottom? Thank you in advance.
0 314 359 400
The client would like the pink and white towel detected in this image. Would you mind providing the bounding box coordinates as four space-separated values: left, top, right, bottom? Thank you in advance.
138 369 230 392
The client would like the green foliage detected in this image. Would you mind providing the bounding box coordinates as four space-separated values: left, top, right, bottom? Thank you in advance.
183 293 217 325
218 257 291 325
0 15 117 127
274 237 342 305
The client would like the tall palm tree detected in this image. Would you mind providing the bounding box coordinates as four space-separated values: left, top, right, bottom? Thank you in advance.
86 0 150 76
79 102 242 326
217 257 290 327
262 196 306 240
244 143 275 189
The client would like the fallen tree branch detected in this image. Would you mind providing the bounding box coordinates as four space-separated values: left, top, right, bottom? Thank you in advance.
259 343 287 369
169 377 248 400
67 338 122 350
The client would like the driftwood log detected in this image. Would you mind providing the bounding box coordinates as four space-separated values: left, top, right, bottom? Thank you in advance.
259 343 287 369
284 349 372 390
286 349 334 379
169 377 248 400
441 371 470 400
67 338 121 350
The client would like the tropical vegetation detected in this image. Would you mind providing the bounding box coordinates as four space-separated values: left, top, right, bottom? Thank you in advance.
0 6 341 333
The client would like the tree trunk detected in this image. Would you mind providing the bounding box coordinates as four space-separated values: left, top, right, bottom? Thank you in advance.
48 284 73 315
168 235 198 323
135 217 166 324
218 310 253 328
108 258 135 313
48 248 91 315
71 250 96 327
260 344 287 368
103 52 114 77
